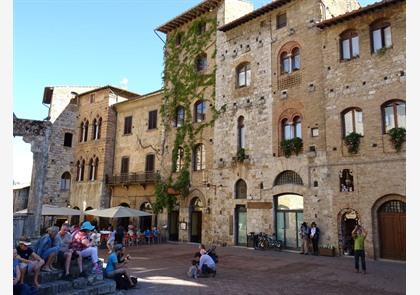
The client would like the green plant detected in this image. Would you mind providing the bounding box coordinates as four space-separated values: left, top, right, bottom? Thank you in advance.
153 16 225 211
281 137 303 158
388 127 406 152
376 47 388 56
344 132 362 154
236 148 247 162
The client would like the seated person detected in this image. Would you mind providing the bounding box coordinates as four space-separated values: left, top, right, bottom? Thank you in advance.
69 221 102 274
107 230 116 254
56 224 85 279
194 252 216 277
104 244 135 288
152 227 160 243
13 248 31 294
35 226 60 272
16 236 45 288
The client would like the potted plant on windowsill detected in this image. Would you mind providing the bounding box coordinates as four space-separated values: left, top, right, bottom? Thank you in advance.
281 138 303 158
344 132 362 154
319 245 336 257
388 127 406 152
234 148 249 163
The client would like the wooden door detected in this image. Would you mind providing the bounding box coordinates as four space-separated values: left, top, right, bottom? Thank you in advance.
190 211 202 243
169 211 179 241
378 201 406 260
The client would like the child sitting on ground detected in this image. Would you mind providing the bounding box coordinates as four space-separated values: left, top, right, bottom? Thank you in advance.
187 260 198 279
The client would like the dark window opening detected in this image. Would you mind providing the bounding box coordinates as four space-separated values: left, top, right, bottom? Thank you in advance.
124 116 132 135
64 133 73 147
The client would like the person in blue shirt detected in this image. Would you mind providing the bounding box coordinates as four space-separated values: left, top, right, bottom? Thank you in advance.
144 228 152 244
104 244 134 287
194 252 216 277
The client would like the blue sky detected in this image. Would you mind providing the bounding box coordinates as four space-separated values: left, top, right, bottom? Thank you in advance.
13 0 377 184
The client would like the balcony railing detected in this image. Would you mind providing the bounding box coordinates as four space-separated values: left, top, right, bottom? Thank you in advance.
106 172 157 186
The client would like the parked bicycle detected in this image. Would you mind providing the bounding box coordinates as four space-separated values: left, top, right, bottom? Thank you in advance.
254 232 283 251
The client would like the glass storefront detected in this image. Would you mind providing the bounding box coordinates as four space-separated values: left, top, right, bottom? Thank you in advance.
275 194 303 249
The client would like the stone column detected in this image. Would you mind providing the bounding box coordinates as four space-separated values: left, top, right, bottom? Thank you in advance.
23 132 51 239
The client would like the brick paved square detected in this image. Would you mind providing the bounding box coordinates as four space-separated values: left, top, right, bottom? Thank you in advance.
99 243 405 295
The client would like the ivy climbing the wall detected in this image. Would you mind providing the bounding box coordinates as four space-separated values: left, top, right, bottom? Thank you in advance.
153 16 225 213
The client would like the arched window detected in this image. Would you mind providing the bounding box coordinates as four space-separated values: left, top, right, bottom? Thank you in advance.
370 19 392 53
92 119 97 140
281 116 301 140
291 48 300 70
96 118 102 139
193 144 205 171
342 108 364 137
196 54 208 72
238 116 245 150
236 63 251 87
274 170 303 186
94 158 99 180
176 106 185 127
176 147 184 172
88 158 94 181
82 120 89 142
60 172 71 190
382 100 405 133
194 100 206 123
79 122 84 142
340 30 359 60
279 45 301 75
76 161 81 181
280 52 290 74
80 159 85 181
235 179 247 199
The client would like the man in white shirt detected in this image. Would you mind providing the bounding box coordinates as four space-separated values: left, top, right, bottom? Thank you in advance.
194 252 216 277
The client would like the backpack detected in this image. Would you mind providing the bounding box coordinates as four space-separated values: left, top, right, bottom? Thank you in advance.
114 274 138 290
207 247 218 264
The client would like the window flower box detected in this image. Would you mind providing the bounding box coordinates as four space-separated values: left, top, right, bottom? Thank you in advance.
319 246 336 257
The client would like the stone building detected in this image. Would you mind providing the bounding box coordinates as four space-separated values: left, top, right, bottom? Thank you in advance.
156 0 254 244
209 0 405 260
317 0 406 260
13 184 30 212
69 86 140 223
42 86 97 208
108 89 163 230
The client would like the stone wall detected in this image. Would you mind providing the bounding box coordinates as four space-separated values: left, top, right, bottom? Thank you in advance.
13 185 30 212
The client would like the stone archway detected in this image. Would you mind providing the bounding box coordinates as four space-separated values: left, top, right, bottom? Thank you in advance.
189 194 204 243
337 208 361 256
372 194 406 260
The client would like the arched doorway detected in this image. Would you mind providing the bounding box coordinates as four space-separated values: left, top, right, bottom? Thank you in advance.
338 209 360 256
168 202 180 241
139 202 153 232
378 200 406 260
274 194 303 249
118 202 130 230
190 197 203 243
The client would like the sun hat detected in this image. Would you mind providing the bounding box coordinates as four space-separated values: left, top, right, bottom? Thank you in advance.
80 221 95 231
18 236 31 246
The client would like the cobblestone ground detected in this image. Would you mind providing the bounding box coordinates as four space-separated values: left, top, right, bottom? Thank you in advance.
98 243 405 295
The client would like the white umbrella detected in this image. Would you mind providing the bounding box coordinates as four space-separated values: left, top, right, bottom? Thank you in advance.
14 204 82 216
84 206 152 218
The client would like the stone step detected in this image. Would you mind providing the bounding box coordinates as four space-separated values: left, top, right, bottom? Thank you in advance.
54 279 116 295
37 280 73 295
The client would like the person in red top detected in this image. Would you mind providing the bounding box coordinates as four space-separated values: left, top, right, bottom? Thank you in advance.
70 221 102 274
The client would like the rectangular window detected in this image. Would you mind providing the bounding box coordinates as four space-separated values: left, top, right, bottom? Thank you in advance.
384 106 395 132
238 70 245 87
355 111 364 135
90 94 95 103
148 110 158 130
276 13 287 29
373 29 382 52
124 116 132 135
384 26 392 48
145 154 155 172
284 124 292 140
283 58 290 74
246 67 251 86
121 157 129 174
344 111 354 136
64 133 73 147
397 104 406 129
342 39 350 60
352 36 359 56
311 128 319 137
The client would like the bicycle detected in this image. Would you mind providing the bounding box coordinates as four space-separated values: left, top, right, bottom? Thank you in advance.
255 232 282 251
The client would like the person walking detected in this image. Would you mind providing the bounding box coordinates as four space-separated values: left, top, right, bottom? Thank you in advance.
352 224 368 274
310 222 320 255
300 222 310 255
